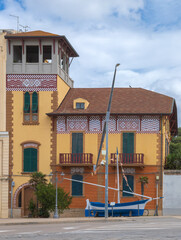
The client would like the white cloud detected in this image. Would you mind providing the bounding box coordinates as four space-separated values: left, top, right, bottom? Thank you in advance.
1 0 181 126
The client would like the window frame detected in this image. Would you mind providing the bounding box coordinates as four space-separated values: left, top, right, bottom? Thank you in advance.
76 102 85 109
21 141 40 174
23 92 39 125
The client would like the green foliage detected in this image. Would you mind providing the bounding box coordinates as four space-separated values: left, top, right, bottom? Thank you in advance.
28 199 37 218
36 183 72 214
165 128 181 170
139 176 149 184
29 172 47 190
28 172 72 218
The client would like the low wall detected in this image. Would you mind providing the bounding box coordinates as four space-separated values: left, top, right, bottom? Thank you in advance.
163 170 181 216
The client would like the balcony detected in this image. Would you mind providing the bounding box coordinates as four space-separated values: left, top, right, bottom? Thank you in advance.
59 153 93 166
110 153 144 167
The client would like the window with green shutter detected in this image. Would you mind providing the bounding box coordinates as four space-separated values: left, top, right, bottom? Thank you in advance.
72 175 83 196
123 132 134 163
23 148 37 172
32 92 38 113
24 92 30 113
123 175 134 197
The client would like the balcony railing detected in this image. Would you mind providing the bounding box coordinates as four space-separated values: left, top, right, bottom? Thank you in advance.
110 153 144 166
59 153 93 165
58 66 74 88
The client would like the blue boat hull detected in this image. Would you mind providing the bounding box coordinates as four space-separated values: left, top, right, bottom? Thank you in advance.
85 199 150 217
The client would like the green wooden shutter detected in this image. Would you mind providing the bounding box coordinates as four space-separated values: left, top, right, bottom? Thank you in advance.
32 92 38 113
72 133 83 162
23 148 37 172
72 175 83 196
31 148 37 172
24 92 30 113
123 175 134 197
123 133 134 153
24 148 31 172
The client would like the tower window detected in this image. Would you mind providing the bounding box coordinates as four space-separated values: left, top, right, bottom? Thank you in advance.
26 46 39 63
43 46 52 63
13 46 22 63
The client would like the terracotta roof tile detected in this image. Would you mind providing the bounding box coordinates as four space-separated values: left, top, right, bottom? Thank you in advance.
48 88 174 115
5 30 60 37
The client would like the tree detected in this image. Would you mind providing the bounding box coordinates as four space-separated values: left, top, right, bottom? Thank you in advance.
28 172 72 217
165 127 181 169
139 176 148 199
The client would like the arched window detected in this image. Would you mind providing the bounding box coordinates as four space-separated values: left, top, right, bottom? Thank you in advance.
21 142 40 172
72 174 83 196
23 92 39 124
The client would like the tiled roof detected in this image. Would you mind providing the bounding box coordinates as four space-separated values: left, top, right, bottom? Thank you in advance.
5 30 60 37
48 88 174 115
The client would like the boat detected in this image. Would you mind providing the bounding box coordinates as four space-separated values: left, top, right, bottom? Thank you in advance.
85 198 152 217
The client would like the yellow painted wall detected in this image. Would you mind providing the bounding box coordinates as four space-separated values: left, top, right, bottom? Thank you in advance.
57 131 165 166
12 91 53 195
136 133 158 165
57 75 70 106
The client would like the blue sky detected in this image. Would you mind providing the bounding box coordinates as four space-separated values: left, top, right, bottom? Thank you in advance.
1 0 181 126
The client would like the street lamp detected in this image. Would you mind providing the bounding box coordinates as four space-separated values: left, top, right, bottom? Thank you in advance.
154 175 159 216
53 171 59 218
105 63 120 218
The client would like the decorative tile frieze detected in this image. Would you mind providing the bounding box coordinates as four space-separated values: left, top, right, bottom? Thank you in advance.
57 115 160 134
70 167 84 174
6 74 57 91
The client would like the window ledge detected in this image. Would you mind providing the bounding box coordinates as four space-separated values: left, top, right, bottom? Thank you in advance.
22 122 39 125
72 196 85 198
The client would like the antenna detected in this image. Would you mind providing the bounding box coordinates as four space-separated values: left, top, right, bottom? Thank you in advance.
9 14 19 32
19 24 30 32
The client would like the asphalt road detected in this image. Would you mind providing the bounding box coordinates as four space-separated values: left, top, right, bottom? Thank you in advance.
0 216 181 240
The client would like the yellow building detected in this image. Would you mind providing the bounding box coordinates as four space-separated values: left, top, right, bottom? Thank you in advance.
5 30 78 217
0 30 12 218
48 88 177 215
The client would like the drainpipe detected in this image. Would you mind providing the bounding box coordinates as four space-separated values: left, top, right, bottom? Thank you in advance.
160 115 163 188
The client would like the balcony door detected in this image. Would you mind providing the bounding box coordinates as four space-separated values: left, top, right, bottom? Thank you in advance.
123 132 134 163
72 133 83 163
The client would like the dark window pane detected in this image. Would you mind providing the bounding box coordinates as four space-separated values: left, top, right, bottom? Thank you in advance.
43 46 52 63
13 46 22 63
76 102 85 109
72 175 83 196
26 46 39 63
123 175 134 197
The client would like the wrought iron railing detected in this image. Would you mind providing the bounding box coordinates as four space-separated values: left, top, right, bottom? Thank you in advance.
110 153 144 165
59 153 93 165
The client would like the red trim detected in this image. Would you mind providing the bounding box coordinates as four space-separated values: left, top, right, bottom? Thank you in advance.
53 39 55 54
8 40 11 54
22 40 24 54
39 39 42 54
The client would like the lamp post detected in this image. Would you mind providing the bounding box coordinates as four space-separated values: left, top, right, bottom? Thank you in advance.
53 171 59 218
105 63 120 218
155 175 159 216
10 180 15 218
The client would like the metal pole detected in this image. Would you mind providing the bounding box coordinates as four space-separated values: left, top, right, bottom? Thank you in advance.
53 172 59 218
10 181 15 218
116 147 120 203
105 64 120 219
105 112 109 218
